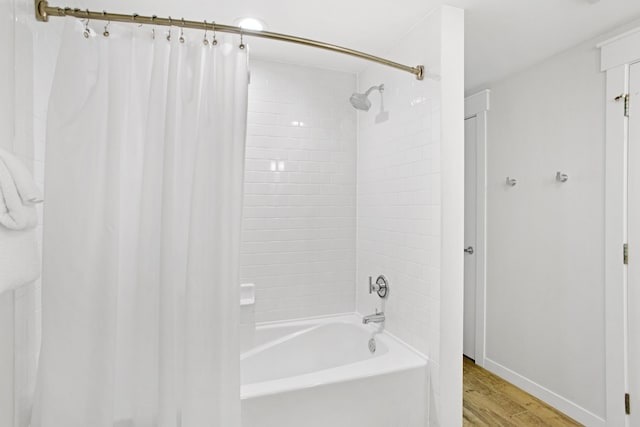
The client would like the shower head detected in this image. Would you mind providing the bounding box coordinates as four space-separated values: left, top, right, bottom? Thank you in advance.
349 84 384 111
349 93 372 111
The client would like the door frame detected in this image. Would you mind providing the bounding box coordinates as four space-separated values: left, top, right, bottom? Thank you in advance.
464 90 489 367
599 28 640 427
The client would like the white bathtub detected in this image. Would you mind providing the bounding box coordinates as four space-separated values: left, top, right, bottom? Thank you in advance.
240 314 428 427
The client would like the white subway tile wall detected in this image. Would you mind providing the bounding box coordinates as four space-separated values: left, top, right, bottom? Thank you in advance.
356 69 442 359
240 60 357 322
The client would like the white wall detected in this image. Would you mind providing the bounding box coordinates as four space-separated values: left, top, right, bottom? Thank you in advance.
484 40 606 425
240 60 357 323
357 6 464 427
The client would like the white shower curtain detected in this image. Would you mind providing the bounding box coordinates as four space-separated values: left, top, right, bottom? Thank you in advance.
32 19 248 427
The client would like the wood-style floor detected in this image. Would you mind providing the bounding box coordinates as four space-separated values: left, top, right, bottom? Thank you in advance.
463 357 583 426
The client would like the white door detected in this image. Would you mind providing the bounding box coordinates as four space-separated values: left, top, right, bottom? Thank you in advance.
463 116 477 360
627 61 640 426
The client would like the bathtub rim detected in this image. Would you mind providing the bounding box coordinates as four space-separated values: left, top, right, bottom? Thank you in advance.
247 312 429 359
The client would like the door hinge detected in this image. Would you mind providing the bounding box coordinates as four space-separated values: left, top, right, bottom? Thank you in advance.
626 94 630 117
615 94 630 117
626 393 631 415
624 243 629 265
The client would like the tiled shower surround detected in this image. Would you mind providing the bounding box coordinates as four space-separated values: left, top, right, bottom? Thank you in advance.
240 60 358 322
240 57 442 358
239 57 442 346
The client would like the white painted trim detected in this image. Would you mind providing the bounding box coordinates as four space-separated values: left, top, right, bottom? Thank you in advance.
473 110 487 368
464 89 490 119
484 358 606 427
626 62 640 427
597 26 640 49
439 6 465 427
464 91 489 368
603 64 630 427
600 26 640 71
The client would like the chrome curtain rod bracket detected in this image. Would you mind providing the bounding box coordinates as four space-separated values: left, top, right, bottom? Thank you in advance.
33 0 425 80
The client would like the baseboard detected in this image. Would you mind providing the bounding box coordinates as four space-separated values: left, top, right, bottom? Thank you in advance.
483 358 606 427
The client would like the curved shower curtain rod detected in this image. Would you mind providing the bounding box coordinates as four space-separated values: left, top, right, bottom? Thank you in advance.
34 0 425 80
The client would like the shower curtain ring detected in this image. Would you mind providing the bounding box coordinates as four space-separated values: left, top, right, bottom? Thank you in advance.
179 18 185 43
102 11 110 37
203 20 209 45
167 16 172 41
132 13 142 28
83 11 90 38
151 15 157 39
239 29 245 50
212 21 218 46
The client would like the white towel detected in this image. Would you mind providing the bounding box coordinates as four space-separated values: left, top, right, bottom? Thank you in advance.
0 160 37 230
0 148 43 204
0 227 40 294
0 149 42 230
0 150 42 292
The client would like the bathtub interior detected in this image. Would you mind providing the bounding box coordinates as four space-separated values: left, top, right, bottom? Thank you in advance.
241 320 389 385
240 314 426 395
247 323 314 350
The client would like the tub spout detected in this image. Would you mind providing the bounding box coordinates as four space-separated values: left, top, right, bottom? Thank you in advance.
362 310 385 325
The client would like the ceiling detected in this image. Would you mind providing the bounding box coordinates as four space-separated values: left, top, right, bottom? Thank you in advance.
63 0 640 91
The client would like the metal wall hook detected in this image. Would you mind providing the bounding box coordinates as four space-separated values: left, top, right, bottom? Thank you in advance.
556 171 569 183
506 177 517 187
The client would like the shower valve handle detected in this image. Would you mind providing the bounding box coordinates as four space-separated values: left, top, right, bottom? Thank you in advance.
368 275 389 299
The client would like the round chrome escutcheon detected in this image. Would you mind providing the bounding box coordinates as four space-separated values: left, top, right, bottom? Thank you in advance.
368 337 376 354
